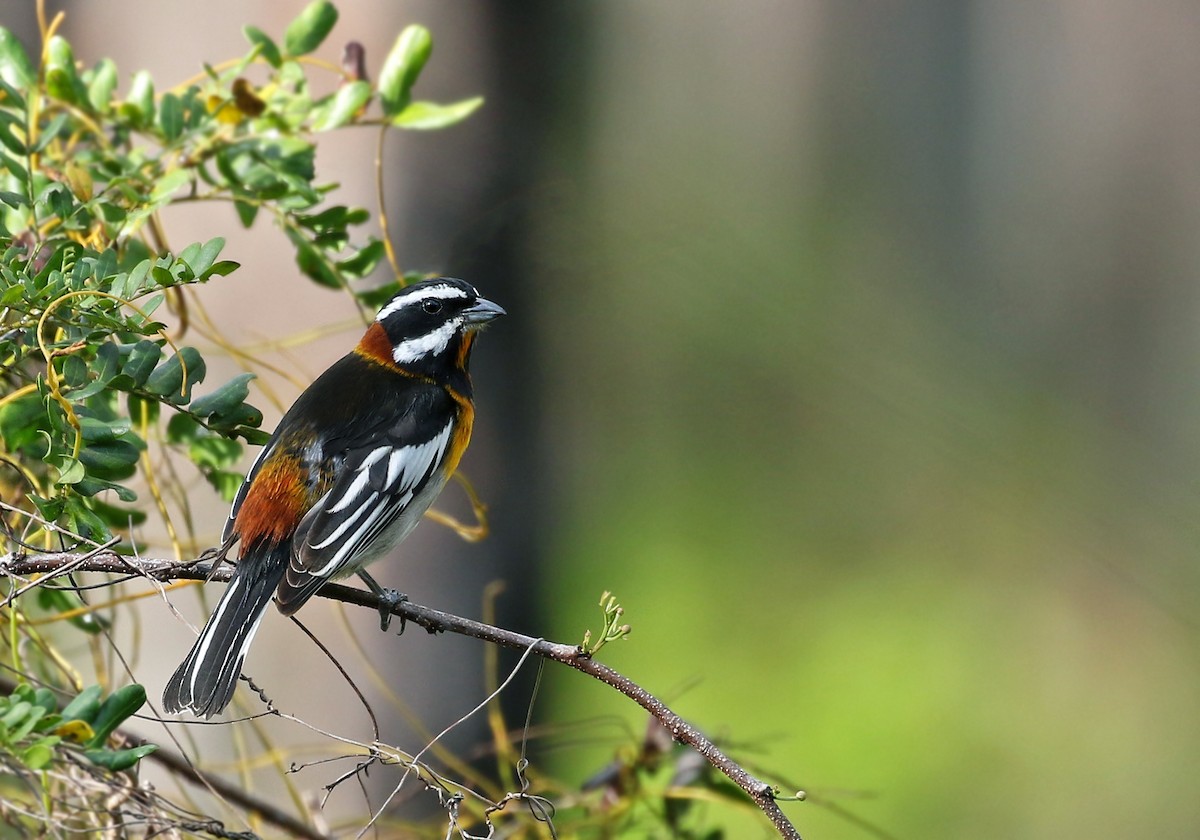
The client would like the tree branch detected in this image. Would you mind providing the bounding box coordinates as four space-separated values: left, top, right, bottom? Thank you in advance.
0 550 803 840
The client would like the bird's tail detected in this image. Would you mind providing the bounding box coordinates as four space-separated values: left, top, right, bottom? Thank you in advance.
162 543 288 718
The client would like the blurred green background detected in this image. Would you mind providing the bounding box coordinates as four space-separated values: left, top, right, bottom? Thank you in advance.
23 1 1200 836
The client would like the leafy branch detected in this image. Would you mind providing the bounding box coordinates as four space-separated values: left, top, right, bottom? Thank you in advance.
0 548 805 840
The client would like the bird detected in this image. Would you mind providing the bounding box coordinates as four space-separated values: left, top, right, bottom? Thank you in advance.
162 277 504 718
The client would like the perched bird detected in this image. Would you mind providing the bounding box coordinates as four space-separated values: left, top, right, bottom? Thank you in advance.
162 278 504 718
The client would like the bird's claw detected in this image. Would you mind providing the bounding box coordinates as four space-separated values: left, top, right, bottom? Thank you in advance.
376 589 408 633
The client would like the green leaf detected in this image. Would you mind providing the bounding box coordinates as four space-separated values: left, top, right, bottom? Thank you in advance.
189 372 255 418
3 699 32 728
188 435 242 470
244 25 282 68
10 705 45 741
207 401 263 433
54 457 86 485
75 476 137 502
292 237 341 288
78 413 130 443
234 197 258 228
188 236 226 278
284 0 338 57
122 70 155 127
79 439 141 480
158 92 184 140
87 497 147 528
203 260 240 279
32 688 58 716
166 412 202 443
61 686 102 724
120 340 162 387
144 346 206 404
87 58 118 112
45 36 83 105
378 25 432 117
21 738 58 770
0 113 27 155
207 469 245 502
83 743 157 772
338 238 385 279
0 27 34 91
313 80 371 131
61 354 88 387
150 168 191 203
391 97 484 131
85 684 147 748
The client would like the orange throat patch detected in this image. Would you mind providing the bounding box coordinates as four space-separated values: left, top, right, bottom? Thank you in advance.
354 322 399 370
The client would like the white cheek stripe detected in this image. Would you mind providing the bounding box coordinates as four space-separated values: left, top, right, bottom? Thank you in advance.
376 284 470 321
391 317 462 365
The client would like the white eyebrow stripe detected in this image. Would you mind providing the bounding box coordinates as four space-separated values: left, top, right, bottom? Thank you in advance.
376 284 472 321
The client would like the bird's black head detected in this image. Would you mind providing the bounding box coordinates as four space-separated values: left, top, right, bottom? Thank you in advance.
368 278 505 382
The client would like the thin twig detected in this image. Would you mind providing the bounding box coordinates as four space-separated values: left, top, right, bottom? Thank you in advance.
0 550 804 840
0 672 328 840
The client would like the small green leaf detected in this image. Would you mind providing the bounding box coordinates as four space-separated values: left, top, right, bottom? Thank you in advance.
144 346 206 404
122 70 155 127
207 401 264 433
203 260 240 279
78 414 130 443
79 439 141 480
158 92 184 140
189 435 242 470
9 704 45 741
166 412 202 444
22 738 59 770
61 687 102 724
3 700 32 728
87 58 118 112
338 239 385 279
121 340 162 387
313 80 371 131
150 168 191 203
0 27 35 91
234 197 258 228
83 743 157 772
243 25 282 68
189 236 226 278
293 237 341 288
0 114 26 155
61 354 88 387
54 457 86 485
75 476 137 502
88 497 147 528
207 469 245 502
189 372 255 418
45 36 83 105
284 0 338 57
378 25 432 117
85 684 147 748
391 97 484 131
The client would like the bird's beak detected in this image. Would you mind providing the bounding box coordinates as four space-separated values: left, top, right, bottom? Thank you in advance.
463 297 506 326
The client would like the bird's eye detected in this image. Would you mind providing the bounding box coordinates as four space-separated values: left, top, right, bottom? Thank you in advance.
421 300 443 315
